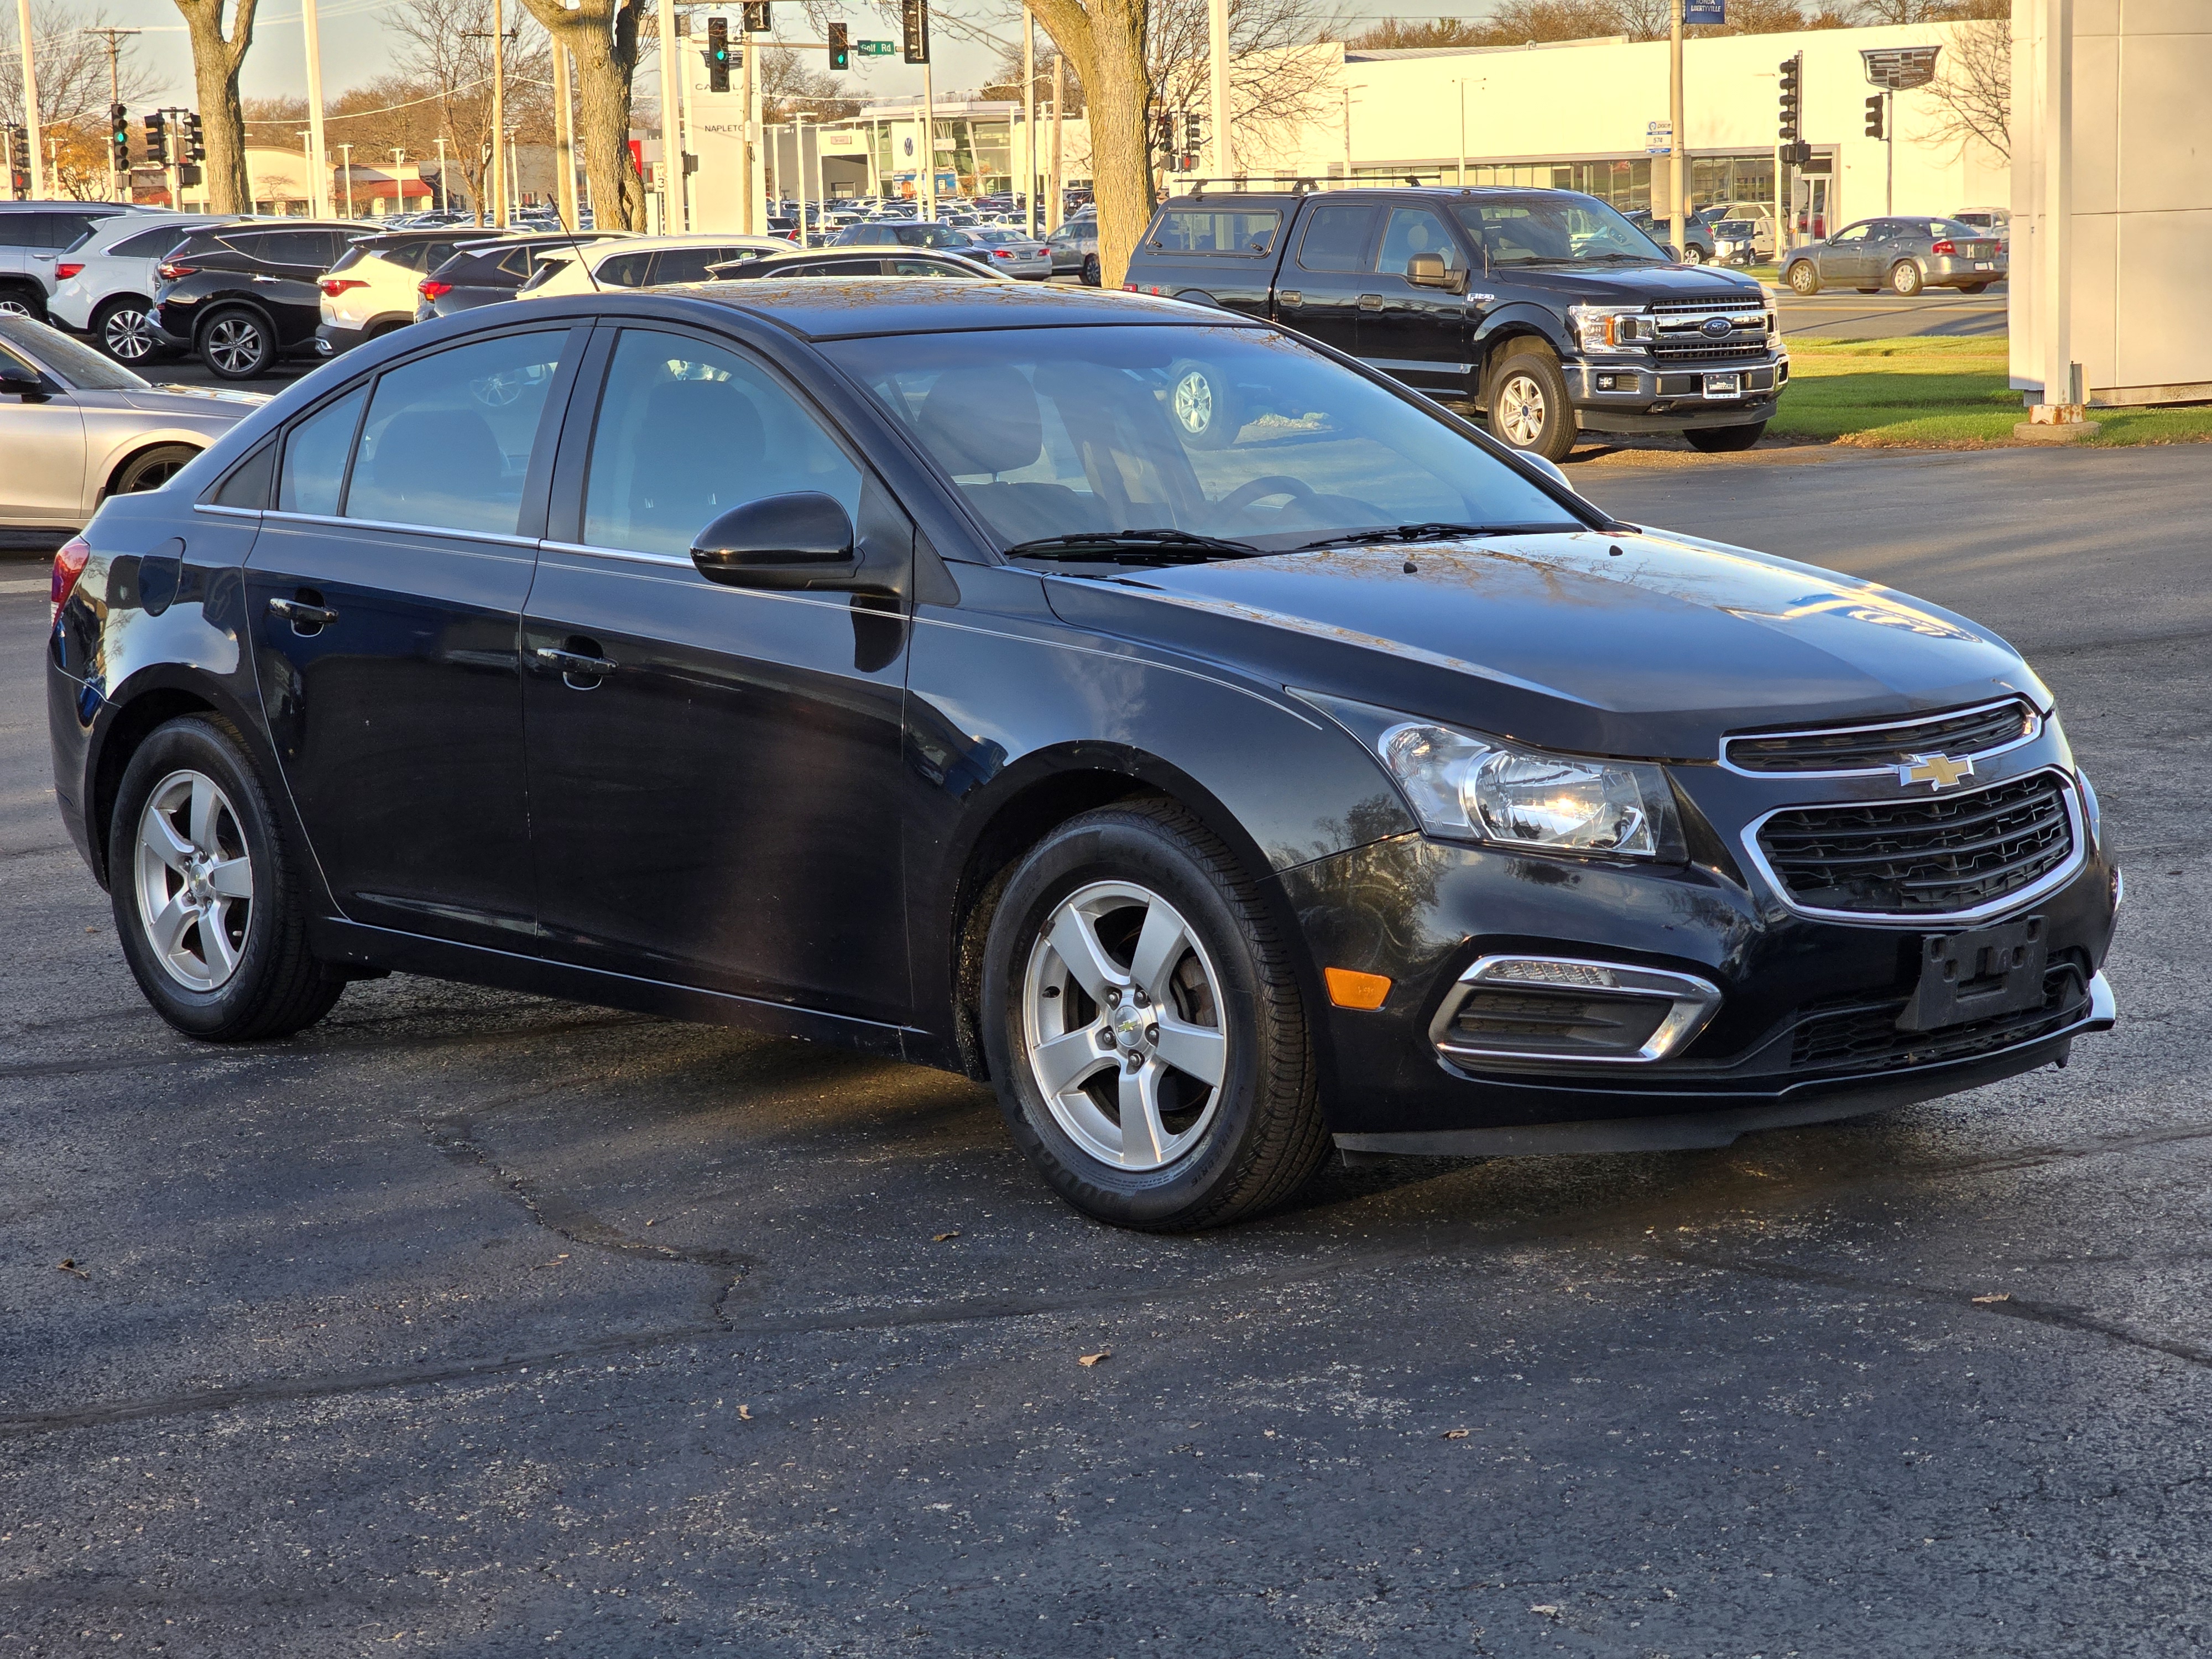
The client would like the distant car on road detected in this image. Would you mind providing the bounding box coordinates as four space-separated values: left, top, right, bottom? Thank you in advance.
1624 208 1717 265
46 212 220 365
0 315 262 529
1783 217 2007 296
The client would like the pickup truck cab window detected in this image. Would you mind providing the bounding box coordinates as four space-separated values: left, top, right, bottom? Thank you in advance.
1295 204 1381 273
1152 207 1280 256
1378 208 1468 276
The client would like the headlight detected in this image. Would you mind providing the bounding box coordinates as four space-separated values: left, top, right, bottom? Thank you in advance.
1301 692 1684 860
1568 305 1655 353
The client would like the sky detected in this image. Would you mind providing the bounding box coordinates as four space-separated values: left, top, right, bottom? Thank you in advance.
76 0 1500 121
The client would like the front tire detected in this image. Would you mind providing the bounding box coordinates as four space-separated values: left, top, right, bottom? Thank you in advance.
109 715 345 1042
1681 242 1707 265
1167 358 1242 450
199 309 275 380
1786 261 1819 295
93 297 161 364
980 801 1327 1232
1486 340 1578 463
1686 420 1767 453
1890 260 1924 296
1081 253 1101 287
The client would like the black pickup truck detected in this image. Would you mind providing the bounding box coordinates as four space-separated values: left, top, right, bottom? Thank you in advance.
1121 185 1787 460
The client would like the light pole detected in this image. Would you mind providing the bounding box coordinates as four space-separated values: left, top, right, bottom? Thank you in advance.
434 133 448 211
337 142 353 217
1207 0 1229 181
15 0 44 199
654 0 680 231
1668 0 1685 259
552 40 577 228
1021 6 1035 235
302 0 330 215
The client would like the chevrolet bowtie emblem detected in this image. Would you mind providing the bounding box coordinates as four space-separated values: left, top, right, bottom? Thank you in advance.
1900 752 1975 790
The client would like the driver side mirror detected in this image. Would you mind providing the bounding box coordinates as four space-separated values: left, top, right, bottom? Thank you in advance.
692 492 868 592
1406 252 1466 294
0 357 49 403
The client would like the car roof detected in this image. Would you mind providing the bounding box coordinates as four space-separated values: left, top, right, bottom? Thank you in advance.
665 277 1256 340
589 232 789 254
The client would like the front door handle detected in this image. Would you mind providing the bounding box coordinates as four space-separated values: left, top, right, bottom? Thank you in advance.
534 645 618 686
268 596 338 630
1359 292 1383 310
1277 289 1302 309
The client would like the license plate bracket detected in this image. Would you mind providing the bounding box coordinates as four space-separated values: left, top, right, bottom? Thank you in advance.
1702 371 1742 399
1898 916 2048 1031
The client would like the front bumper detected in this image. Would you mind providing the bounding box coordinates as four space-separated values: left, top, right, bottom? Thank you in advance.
1567 354 1788 432
1275 750 2119 1143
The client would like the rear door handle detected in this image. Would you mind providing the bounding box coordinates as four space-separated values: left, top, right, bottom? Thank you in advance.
268 596 338 628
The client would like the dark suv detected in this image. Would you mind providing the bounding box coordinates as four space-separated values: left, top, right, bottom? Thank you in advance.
1124 187 1787 460
151 222 361 380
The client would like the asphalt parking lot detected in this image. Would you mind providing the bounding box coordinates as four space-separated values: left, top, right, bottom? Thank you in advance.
4 444 2208 1656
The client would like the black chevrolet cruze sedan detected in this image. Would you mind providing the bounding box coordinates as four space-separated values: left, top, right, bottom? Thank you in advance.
47 281 2119 1230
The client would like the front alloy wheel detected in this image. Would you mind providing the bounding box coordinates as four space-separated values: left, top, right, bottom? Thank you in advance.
201 312 273 379
1168 361 1240 450
1786 261 1820 295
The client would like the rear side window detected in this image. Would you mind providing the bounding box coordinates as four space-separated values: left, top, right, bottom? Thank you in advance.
279 386 368 516
1149 208 1280 256
114 224 192 259
1295 204 1380 273
346 330 569 535
648 246 743 285
596 251 654 286
493 245 535 278
327 246 368 274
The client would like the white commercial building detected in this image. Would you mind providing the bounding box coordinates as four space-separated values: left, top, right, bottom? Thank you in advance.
1211 20 2007 241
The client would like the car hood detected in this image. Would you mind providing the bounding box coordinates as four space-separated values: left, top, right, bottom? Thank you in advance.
1496 264 1764 306
1041 530 2046 759
106 384 269 418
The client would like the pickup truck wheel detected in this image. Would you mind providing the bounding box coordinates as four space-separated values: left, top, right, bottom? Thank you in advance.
1685 421 1766 453
1785 261 1819 295
1486 342 1577 463
1168 359 1241 450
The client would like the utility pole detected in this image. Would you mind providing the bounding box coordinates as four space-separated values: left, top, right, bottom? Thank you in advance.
461 5 514 227
1021 6 1035 236
1668 0 1685 259
337 141 353 217
87 27 140 202
1340 87 1353 180
2018 0 2094 436
16 0 44 199
1048 54 1063 232
552 40 577 228
796 112 809 246
921 59 936 220
1207 0 1229 181
434 132 448 211
302 0 330 215
654 0 680 231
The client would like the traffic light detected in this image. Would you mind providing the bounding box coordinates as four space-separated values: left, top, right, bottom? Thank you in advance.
144 111 168 165
186 112 205 161
111 104 131 171
740 1 769 30
1864 94 1885 140
1777 54 1800 142
828 21 848 70
900 0 927 65
1183 109 1204 169
6 125 27 196
707 16 731 92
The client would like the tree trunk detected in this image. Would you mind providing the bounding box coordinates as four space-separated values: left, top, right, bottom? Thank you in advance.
518 0 649 231
174 0 260 214
1028 0 1154 288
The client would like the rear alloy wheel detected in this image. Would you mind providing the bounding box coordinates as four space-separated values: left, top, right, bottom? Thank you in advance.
1488 341 1578 463
200 309 275 380
93 299 161 364
1681 242 1707 265
1890 260 1924 296
1686 420 1767 453
109 444 200 497
1168 359 1241 450
982 801 1327 1231
110 715 345 1041
1786 262 1819 295
1959 281 1991 295
0 286 44 322
1081 253 1101 287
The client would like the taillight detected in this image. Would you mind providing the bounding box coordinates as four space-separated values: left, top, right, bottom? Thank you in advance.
157 260 195 280
320 277 368 296
55 262 83 280
51 536 90 625
419 278 452 299
1929 238 1955 257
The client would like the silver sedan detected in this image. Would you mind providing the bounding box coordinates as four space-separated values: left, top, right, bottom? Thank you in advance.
0 315 265 530
962 228 1053 280
1783 216 2007 297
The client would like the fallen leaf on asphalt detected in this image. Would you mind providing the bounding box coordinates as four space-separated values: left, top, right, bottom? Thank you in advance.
737 1405 753 1421
1972 1292 2012 1304
1078 1350 1110 1367
1530 1604 1561 1618
56 1259 88 1280
933 1231 961 1242
1442 1428 1470 1439
531 1253 571 1271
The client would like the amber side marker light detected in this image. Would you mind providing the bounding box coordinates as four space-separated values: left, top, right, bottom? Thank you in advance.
1324 968 1392 1010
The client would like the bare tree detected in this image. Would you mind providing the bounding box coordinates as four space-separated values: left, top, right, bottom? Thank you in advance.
386 0 552 222
0 1 161 128
172 0 260 212
511 0 649 229
1149 0 1344 175
760 47 863 123
1348 0 1839 48
1923 13 2008 158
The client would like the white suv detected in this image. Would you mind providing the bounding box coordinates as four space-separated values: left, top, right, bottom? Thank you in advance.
47 213 221 364
516 233 791 300
315 227 512 357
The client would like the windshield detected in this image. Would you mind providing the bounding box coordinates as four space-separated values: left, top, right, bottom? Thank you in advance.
0 314 148 390
1455 196 1668 267
825 324 1578 555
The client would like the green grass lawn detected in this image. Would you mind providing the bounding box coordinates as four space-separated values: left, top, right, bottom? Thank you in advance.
1770 337 2212 447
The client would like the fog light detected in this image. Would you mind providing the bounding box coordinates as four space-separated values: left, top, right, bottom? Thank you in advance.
1428 955 1721 1066
1595 374 1620 391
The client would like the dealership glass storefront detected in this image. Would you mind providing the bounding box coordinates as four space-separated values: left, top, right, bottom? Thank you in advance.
1350 153 1777 212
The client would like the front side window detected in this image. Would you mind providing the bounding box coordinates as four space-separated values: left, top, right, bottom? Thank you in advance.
1831 223 1872 244
278 385 368 516
1454 197 1665 267
582 328 862 557
1378 208 1468 276
344 331 568 534
829 324 1572 553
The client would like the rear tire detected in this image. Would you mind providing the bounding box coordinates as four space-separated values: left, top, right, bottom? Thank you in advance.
1959 281 1991 295
1889 260 1924 296
1681 243 1707 265
1686 421 1767 453
1486 340 1578 463
199 308 275 380
1081 253 1101 287
107 444 200 498
980 801 1327 1232
1786 261 1819 295
108 715 345 1042
92 297 161 364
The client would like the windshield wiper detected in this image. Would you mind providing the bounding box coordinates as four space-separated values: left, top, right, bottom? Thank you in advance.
1005 529 1264 565
1292 522 1538 552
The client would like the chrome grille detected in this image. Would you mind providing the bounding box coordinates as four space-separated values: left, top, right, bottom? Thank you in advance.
1725 698 2038 774
1653 340 1773 362
1751 770 2077 918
